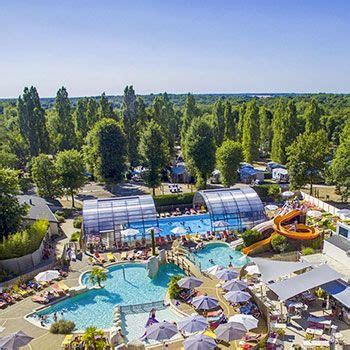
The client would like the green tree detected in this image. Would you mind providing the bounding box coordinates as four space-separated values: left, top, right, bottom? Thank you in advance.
168 275 183 299
0 168 28 237
242 100 260 163
74 98 88 148
17 86 49 156
85 119 126 182
89 267 108 287
330 122 350 201
287 130 330 195
98 92 115 120
86 98 99 130
82 326 106 350
259 106 273 155
304 98 322 133
236 103 246 143
138 120 169 195
122 85 139 165
212 99 225 147
31 154 61 199
184 119 215 189
216 140 243 187
55 150 85 207
181 94 198 154
271 234 289 253
47 86 75 152
223 100 236 141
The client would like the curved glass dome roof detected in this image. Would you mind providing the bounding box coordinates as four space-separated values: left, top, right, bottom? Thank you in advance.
83 195 157 235
193 187 265 230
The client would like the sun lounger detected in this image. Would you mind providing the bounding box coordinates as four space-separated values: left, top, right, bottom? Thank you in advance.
244 333 262 343
52 284 67 296
57 281 70 293
120 252 127 260
107 252 116 262
127 251 135 260
61 334 73 349
31 295 49 304
0 299 7 309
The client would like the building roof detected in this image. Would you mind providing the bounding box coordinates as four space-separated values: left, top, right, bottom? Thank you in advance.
326 235 350 252
17 195 57 223
193 186 265 229
322 280 350 309
268 264 342 301
83 195 157 235
251 257 312 283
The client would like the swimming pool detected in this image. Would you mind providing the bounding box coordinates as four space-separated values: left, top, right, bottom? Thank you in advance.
130 213 240 238
31 263 184 331
194 242 249 270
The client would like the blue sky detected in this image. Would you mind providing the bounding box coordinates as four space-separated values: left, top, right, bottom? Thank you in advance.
1 0 350 97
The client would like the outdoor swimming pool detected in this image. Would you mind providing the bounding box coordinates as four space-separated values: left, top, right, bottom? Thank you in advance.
129 213 240 238
32 263 184 331
194 242 249 270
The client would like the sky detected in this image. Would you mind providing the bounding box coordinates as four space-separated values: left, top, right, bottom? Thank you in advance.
1 0 350 97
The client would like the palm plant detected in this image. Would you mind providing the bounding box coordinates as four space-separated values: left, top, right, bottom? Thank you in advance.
89 267 108 287
82 326 106 350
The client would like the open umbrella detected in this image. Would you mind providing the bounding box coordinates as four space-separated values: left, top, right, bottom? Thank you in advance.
282 191 294 198
224 291 251 303
146 321 178 341
307 210 323 219
191 295 219 310
35 270 60 282
183 334 216 350
215 322 247 341
171 226 187 235
178 276 203 289
205 265 224 276
229 314 259 330
222 279 248 292
214 220 229 228
121 228 140 237
145 227 163 234
215 269 239 281
338 209 350 220
178 315 208 333
265 204 278 211
0 331 33 350
245 265 260 275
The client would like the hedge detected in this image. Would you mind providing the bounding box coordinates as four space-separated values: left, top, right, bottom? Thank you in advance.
153 192 195 207
253 184 280 201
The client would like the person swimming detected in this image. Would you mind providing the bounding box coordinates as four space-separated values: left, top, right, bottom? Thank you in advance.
209 259 214 264
229 255 233 260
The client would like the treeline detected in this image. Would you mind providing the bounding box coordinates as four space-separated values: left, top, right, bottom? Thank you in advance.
0 86 349 203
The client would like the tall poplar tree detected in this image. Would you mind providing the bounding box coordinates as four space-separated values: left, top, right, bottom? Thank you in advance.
212 99 225 147
98 92 115 120
48 86 75 152
74 98 88 148
17 86 49 156
242 100 260 163
223 100 236 141
259 106 273 155
304 98 322 133
271 100 285 163
236 102 246 143
138 120 169 195
181 94 198 154
122 86 139 165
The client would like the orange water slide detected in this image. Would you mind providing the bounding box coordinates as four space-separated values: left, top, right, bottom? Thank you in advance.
243 209 320 255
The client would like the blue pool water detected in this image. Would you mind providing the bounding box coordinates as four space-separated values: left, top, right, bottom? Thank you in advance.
33 263 184 330
194 242 249 270
130 213 240 238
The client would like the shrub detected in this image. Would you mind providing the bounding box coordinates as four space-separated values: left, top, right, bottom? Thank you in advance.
301 247 315 256
242 229 263 247
55 214 65 223
0 220 49 260
70 231 81 242
153 193 195 207
50 320 76 334
254 184 280 201
73 216 82 228
271 234 289 253
168 275 182 299
235 244 244 251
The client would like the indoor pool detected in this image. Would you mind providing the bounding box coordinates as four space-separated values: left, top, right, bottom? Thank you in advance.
32 263 184 330
194 242 249 270
130 213 240 238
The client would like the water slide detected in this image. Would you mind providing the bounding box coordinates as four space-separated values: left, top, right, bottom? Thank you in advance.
243 210 320 256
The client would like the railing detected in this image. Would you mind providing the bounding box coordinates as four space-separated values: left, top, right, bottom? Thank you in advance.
166 250 197 276
120 300 166 315
174 246 202 270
